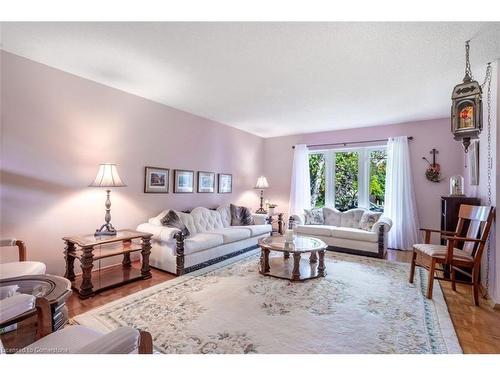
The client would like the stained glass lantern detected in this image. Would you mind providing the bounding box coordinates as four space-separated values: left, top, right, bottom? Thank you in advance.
451 41 482 152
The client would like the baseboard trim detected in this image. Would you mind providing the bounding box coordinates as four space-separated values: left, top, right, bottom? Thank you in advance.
183 245 259 274
327 245 385 259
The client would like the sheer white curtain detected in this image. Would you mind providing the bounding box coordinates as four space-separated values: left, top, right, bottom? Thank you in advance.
384 136 420 250
289 144 311 215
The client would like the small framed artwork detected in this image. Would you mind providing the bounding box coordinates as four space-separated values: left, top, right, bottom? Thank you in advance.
218 173 232 193
469 141 479 185
197 171 215 193
174 169 194 193
144 166 169 193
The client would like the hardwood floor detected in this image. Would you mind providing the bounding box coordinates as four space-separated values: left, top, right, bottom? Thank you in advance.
66 251 500 354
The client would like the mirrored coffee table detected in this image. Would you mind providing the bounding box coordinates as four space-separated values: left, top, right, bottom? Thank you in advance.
258 235 327 281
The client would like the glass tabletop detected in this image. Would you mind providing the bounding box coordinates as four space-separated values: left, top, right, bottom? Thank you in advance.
258 235 326 253
0 279 55 300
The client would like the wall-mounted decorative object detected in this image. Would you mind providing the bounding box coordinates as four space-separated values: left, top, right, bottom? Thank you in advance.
468 141 479 185
89 163 127 236
174 169 194 193
144 166 169 193
197 171 215 193
218 173 232 193
451 41 483 152
449 175 465 196
422 148 443 183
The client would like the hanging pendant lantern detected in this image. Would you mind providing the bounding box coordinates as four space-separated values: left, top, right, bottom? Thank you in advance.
451 41 483 153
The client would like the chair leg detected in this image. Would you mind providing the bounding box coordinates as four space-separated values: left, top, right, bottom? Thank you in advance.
409 250 417 283
451 267 456 292
472 267 480 307
426 258 436 299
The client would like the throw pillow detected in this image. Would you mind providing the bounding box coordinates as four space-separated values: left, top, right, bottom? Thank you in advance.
160 210 190 237
230 204 253 226
304 208 324 225
323 207 341 226
359 211 382 231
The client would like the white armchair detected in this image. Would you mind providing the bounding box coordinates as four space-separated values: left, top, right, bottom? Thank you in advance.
0 295 153 354
0 239 46 280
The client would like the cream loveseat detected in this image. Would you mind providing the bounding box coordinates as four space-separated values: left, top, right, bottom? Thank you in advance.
290 207 393 258
137 204 271 275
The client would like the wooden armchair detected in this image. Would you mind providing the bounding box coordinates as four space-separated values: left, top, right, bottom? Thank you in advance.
0 239 46 279
409 204 495 306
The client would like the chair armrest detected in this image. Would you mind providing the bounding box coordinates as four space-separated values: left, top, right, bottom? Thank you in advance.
252 214 268 225
372 217 393 233
75 327 142 354
442 236 485 243
0 239 26 261
419 228 456 235
289 214 305 226
136 223 179 242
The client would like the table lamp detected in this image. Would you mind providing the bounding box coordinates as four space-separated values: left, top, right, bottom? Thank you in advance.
89 163 127 236
254 176 269 214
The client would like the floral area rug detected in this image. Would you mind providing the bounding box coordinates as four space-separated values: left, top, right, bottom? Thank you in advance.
74 250 461 354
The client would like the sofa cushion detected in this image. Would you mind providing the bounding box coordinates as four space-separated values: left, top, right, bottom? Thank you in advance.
149 210 197 235
304 208 324 225
191 207 225 232
207 228 251 244
231 224 272 237
160 210 190 237
359 211 382 231
0 261 46 280
331 227 378 242
183 233 224 255
230 204 253 226
216 204 232 227
340 208 365 228
323 207 341 226
295 225 336 237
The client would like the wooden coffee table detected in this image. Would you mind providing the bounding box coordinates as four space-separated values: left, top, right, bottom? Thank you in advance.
258 235 327 281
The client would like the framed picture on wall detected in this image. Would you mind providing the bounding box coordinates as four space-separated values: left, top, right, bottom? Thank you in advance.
174 169 195 193
197 171 215 193
469 141 479 186
144 166 169 193
218 173 232 193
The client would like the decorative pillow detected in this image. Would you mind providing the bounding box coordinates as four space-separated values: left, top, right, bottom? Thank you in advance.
304 208 324 225
359 211 382 231
160 210 190 237
323 207 341 226
230 204 253 226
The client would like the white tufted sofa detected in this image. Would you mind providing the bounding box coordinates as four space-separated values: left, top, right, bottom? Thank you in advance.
291 208 393 258
137 204 271 275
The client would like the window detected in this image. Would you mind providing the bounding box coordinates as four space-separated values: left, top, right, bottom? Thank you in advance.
309 146 387 212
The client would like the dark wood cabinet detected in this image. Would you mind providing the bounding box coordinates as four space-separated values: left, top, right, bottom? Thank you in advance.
440 196 481 245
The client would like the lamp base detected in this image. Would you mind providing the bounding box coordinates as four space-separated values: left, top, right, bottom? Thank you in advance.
255 208 268 214
95 223 117 237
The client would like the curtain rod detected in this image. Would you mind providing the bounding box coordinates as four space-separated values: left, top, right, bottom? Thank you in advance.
291 136 414 149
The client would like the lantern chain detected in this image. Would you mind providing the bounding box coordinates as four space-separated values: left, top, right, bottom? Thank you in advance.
482 62 492 293
464 41 474 81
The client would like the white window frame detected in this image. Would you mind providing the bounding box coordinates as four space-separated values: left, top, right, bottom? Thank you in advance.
308 145 387 210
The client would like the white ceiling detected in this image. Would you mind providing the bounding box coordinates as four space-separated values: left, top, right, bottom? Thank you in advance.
1 22 500 138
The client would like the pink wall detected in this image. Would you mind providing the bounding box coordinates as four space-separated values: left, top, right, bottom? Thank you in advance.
263 119 465 235
0 51 264 275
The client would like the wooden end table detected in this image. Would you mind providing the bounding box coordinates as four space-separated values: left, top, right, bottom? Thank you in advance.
258 235 327 281
266 213 285 235
62 229 152 299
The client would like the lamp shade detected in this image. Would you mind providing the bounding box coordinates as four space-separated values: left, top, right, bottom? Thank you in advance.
254 176 269 189
89 163 127 187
